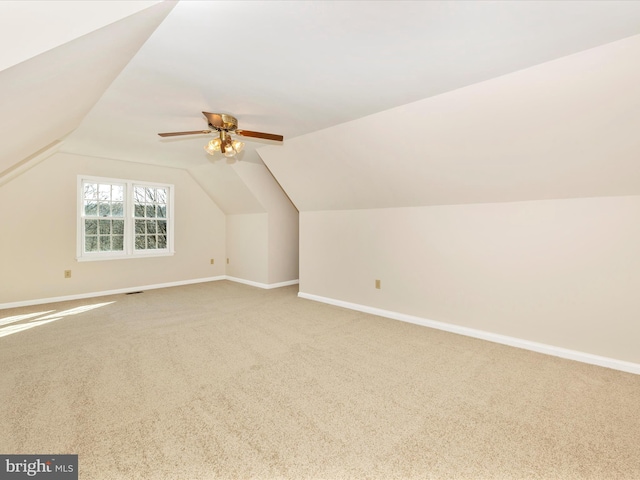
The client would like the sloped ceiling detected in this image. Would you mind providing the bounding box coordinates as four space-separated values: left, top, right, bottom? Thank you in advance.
0 1 163 72
0 1 175 179
3 1 640 214
260 33 640 211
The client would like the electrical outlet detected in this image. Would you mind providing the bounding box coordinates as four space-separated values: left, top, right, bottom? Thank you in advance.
64 270 72 279
375 279 381 289
210 258 215 265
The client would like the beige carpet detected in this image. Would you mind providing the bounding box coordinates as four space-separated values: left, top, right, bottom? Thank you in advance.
1 280 639 479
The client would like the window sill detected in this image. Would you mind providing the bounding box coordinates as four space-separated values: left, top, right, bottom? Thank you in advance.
76 251 175 262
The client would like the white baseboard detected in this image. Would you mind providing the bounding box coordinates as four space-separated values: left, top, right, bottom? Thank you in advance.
0 276 227 310
0 276 300 310
225 276 299 289
298 291 640 376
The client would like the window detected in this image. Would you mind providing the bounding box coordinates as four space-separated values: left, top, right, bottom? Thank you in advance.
77 176 174 261
133 185 169 251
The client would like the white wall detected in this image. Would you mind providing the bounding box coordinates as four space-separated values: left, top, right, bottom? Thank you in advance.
235 160 299 284
268 206 299 284
226 213 268 284
0 152 225 305
300 196 640 365
225 206 298 286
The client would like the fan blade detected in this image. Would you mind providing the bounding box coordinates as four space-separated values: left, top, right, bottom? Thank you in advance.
158 130 211 137
236 130 284 142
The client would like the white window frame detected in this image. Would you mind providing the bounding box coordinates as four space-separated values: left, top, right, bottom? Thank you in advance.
77 175 175 262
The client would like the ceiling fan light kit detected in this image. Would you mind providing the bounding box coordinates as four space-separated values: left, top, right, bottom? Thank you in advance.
204 132 245 157
158 112 283 159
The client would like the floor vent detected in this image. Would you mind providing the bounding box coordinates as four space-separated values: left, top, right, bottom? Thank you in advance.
125 291 144 295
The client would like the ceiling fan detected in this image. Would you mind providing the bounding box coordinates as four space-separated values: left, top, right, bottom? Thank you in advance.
158 112 283 158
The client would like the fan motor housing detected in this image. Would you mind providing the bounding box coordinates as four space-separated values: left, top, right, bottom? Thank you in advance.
205 112 238 132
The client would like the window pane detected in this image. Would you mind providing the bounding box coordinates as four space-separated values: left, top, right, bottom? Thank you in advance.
85 201 97 216
135 235 146 250
145 205 156 218
99 203 110 217
135 220 145 234
157 205 166 218
99 236 111 251
157 189 167 204
112 220 124 235
99 220 111 234
145 188 155 203
147 235 157 249
157 220 167 234
112 185 124 201
85 219 97 235
157 235 167 249
112 202 124 217
98 184 111 201
134 204 145 217
146 220 156 234
85 236 97 252
112 235 124 251
134 187 146 203
84 183 97 200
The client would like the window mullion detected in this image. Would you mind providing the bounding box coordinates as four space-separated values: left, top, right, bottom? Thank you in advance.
125 181 132 256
